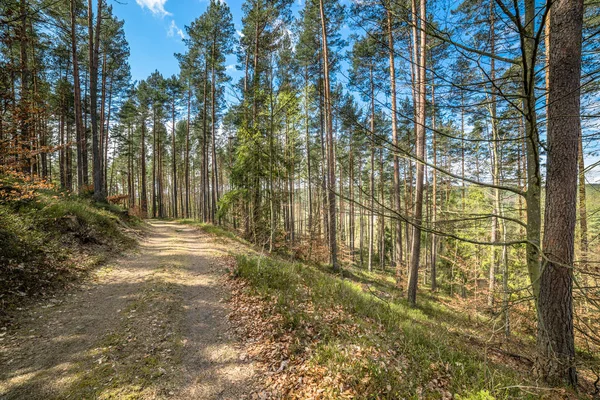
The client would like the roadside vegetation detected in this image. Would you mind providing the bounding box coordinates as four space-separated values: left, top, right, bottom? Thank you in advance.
0 173 139 320
176 225 597 399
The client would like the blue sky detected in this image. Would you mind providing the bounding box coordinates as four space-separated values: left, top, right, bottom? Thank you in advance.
110 0 245 83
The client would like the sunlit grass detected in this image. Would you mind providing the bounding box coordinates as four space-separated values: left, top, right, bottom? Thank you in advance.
233 254 542 399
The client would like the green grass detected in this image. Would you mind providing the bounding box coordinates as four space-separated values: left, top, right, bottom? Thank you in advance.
232 254 550 399
0 178 139 317
177 219 249 244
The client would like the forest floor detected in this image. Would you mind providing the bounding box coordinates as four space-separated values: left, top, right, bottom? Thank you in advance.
0 220 258 400
0 218 595 399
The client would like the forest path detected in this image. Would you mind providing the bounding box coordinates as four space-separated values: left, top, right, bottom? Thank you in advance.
0 220 256 399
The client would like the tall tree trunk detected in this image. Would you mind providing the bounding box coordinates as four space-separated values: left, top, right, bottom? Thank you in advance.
269 57 276 251
488 0 499 308
319 0 338 271
185 85 191 218
89 0 104 202
387 5 403 284
407 0 426 307
83 69 89 185
128 123 134 207
536 0 582 386
524 0 542 301
577 139 588 279
140 120 148 217
202 59 209 222
289 119 295 243
359 159 364 267
430 73 437 291
99 51 107 186
379 146 385 270
104 77 113 195
70 0 85 192
59 96 66 189
19 0 30 175
211 47 219 224
152 106 157 218
172 97 178 218
305 68 313 244
349 129 355 263
368 66 375 273
66 123 73 189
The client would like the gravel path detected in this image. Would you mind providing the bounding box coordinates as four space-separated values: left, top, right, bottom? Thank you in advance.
0 220 256 399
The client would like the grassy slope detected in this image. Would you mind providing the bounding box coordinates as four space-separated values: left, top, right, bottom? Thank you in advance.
0 178 139 319
184 221 584 399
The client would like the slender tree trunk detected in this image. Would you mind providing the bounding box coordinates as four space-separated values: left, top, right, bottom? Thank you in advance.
349 129 355 263
319 0 338 271
502 215 510 337
128 123 134 207
83 69 89 185
359 159 364 267
89 0 104 202
524 0 542 301
431 73 437 291
140 119 148 217
305 68 313 244
379 146 385 270
211 46 219 224
387 6 403 284
70 0 85 192
577 139 588 279
59 97 66 189
172 97 178 218
289 119 295 243
269 57 276 251
488 1 499 308
152 106 157 218
368 66 375 273
407 0 426 306
18 0 30 175
185 85 191 218
99 52 107 185
103 77 113 195
66 123 73 189
202 59 209 222
318 78 328 243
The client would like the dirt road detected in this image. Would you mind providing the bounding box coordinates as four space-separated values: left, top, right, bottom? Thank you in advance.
0 221 256 399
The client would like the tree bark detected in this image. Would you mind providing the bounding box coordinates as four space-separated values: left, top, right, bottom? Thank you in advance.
89 0 104 202
536 0 582 386
185 85 191 218
368 66 375 273
70 0 85 192
319 0 338 271
140 119 148 217
387 5 403 284
172 96 178 218
430 72 437 291
524 0 542 301
407 0 426 306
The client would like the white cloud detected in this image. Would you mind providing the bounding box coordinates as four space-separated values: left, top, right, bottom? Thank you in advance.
226 64 235 71
167 20 185 39
236 30 244 38
136 0 171 17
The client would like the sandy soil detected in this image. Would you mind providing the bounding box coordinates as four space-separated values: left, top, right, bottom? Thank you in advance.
0 221 256 399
